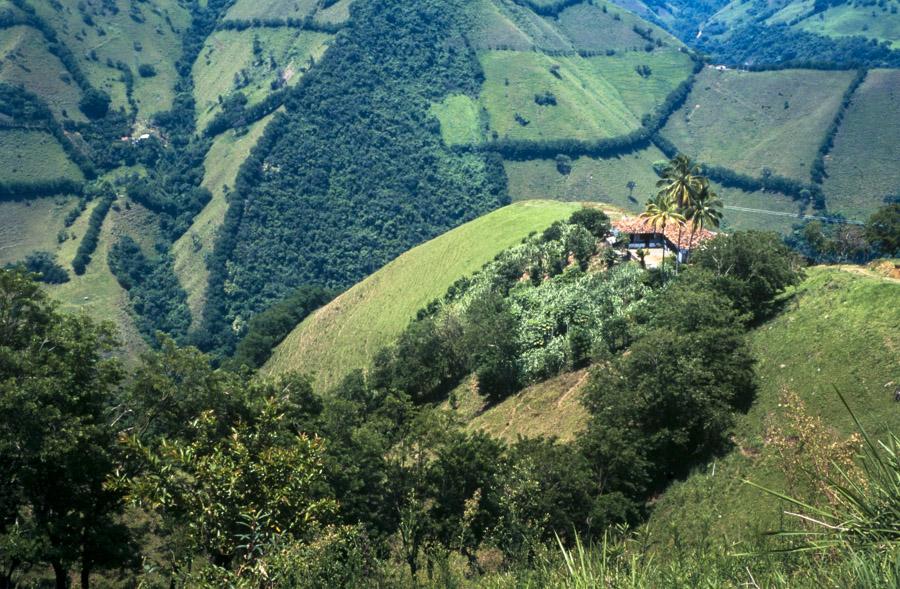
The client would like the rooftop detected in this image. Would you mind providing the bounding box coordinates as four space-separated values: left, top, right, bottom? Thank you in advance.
613 216 717 250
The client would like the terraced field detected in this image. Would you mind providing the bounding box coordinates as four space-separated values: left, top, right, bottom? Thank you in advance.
660 67 856 181
823 69 900 220
0 195 77 265
504 146 805 233
0 25 84 121
172 113 276 324
0 128 82 183
264 200 586 391
193 28 330 131
31 0 190 119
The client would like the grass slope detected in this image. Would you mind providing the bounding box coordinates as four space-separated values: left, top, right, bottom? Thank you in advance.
193 28 331 131
0 128 82 183
172 114 276 326
823 69 900 220
436 48 692 144
0 25 85 122
648 265 900 548
447 370 591 444
661 67 855 181
503 146 807 233
32 0 190 119
264 200 586 391
48 197 152 364
0 195 76 265
225 0 318 20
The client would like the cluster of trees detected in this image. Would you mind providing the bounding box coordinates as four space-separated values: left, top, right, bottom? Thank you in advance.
369 210 641 403
4 251 69 283
0 179 84 200
107 236 192 342
203 87 289 137
697 21 900 68
512 0 585 17
810 68 868 184
197 0 509 358
71 183 116 275
216 17 345 34
0 212 818 588
789 203 900 262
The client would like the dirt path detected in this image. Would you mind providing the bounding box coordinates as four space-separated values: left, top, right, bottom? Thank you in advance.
835 263 900 284
557 370 590 409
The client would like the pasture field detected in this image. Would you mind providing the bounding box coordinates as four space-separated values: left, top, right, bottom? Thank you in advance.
823 69 900 221
556 0 682 52
466 0 535 51
0 128 82 183
49 199 150 365
31 0 190 119
225 0 318 20
476 49 692 142
429 94 484 146
0 26 84 122
660 67 855 181
193 28 331 131
503 147 804 233
796 2 900 49
264 200 586 391
313 0 354 24
648 265 900 548
0 195 76 265
172 113 276 325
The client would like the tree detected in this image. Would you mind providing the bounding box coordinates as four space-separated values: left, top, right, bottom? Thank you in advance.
568 207 611 238
640 193 684 271
656 154 703 211
684 183 723 254
0 269 134 589
865 203 900 256
690 231 804 321
78 88 111 120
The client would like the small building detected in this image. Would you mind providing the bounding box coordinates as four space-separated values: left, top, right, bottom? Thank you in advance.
612 217 717 264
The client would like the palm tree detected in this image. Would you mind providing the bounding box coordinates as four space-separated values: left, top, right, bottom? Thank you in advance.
656 155 703 266
685 183 723 258
656 154 703 210
640 193 684 271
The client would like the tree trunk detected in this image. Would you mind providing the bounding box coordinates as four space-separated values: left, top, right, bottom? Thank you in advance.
687 221 699 263
80 566 90 589
675 225 683 273
51 561 68 589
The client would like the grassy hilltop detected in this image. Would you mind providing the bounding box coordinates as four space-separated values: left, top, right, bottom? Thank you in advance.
265 200 593 390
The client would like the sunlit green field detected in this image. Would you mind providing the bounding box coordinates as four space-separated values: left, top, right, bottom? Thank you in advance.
0 195 77 265
0 26 85 122
823 69 900 221
661 68 855 181
432 49 692 144
193 28 331 131
0 129 82 183
265 200 585 391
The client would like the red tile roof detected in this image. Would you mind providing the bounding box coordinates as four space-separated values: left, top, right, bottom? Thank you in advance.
613 216 717 250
